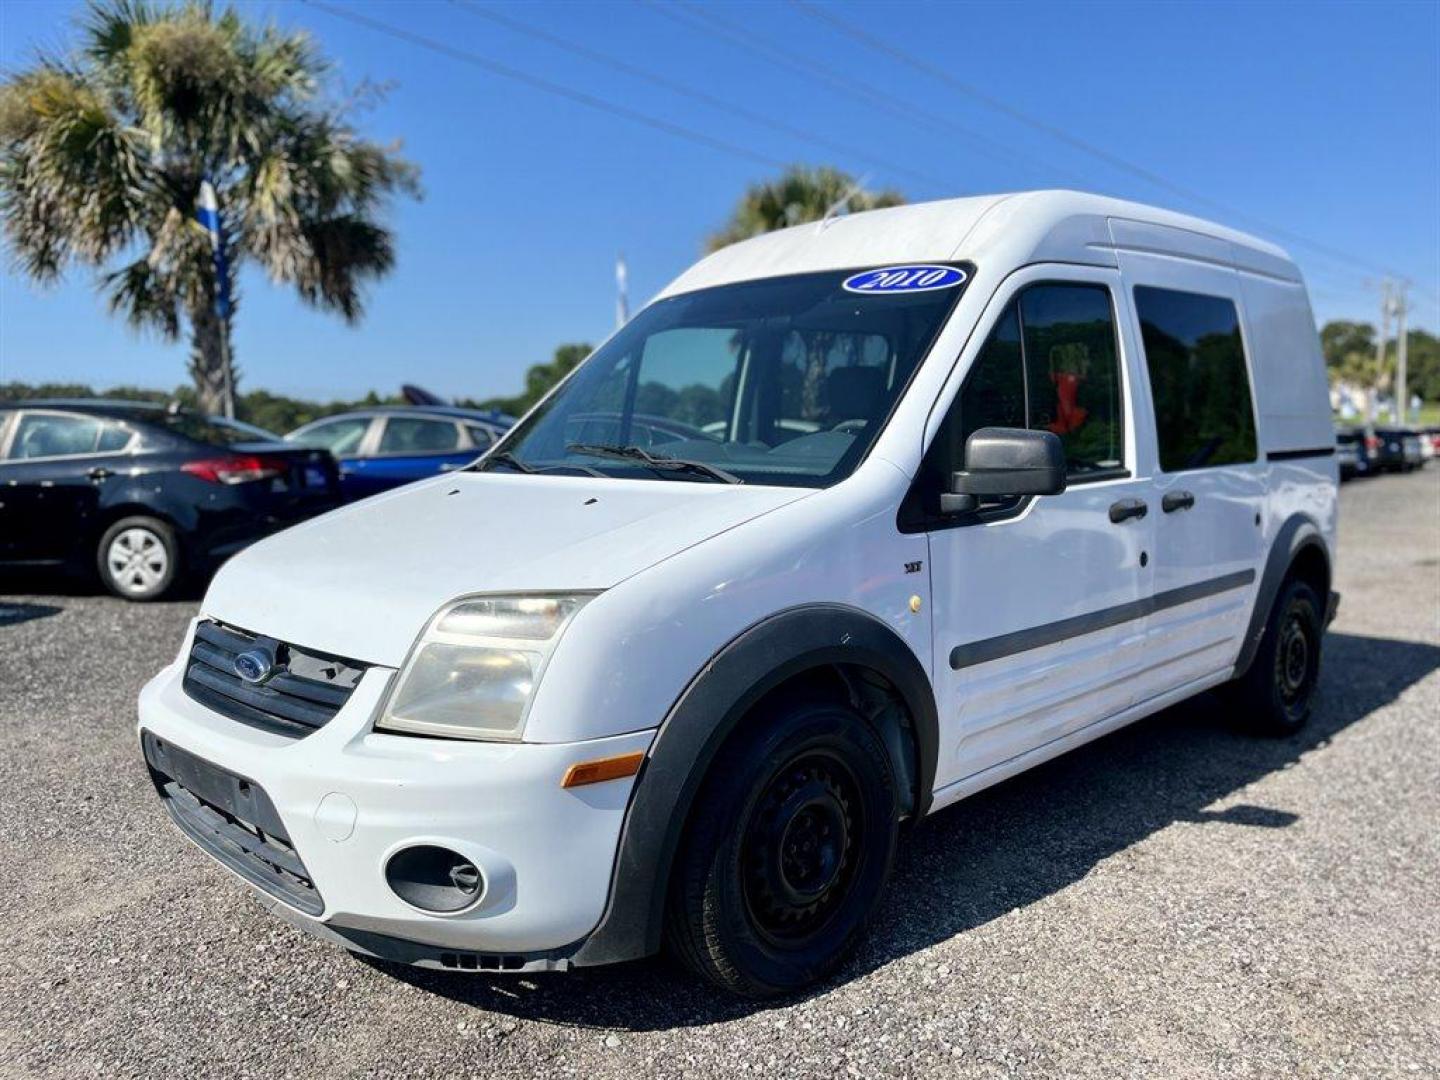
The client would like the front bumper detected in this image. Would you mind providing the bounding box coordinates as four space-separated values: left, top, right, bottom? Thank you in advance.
137 629 653 962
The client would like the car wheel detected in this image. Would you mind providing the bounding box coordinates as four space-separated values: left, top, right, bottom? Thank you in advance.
665 697 898 996
97 516 180 601
1229 577 1324 736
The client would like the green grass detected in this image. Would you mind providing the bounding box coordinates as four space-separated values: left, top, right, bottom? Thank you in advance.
1413 403 1440 427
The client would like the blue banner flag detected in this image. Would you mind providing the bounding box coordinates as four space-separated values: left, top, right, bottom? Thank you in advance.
196 180 232 318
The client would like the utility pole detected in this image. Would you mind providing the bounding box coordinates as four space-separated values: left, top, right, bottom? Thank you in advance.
1371 279 1390 424
1394 282 1410 425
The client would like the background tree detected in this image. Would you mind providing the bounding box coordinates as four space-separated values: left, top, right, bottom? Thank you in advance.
705 165 903 253
0 0 419 414
473 342 592 416
1321 320 1380 388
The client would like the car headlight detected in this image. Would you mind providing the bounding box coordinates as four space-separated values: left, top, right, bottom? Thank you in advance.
376 594 595 741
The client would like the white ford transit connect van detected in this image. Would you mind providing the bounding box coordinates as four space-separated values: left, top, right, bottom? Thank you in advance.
138 191 1339 996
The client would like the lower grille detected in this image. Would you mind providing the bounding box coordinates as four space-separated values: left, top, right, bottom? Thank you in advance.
142 731 323 915
182 620 367 739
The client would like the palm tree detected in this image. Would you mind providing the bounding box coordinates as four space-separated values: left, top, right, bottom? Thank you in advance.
0 0 418 414
705 165 903 253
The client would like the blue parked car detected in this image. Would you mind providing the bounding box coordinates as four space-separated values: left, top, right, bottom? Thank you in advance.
285 406 513 501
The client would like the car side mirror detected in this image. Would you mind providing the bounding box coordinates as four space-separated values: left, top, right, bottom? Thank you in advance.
940 426 1067 514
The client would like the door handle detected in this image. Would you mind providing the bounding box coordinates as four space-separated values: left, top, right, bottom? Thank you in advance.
1108 498 1148 523
87 467 114 481
1162 490 1195 513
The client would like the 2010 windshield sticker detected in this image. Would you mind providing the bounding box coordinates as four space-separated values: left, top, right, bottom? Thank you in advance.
842 265 967 295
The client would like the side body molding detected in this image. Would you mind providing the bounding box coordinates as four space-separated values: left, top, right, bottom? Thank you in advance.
570 604 938 967
1232 512 1332 679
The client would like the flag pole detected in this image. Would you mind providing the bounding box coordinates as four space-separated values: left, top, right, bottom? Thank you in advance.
197 179 236 418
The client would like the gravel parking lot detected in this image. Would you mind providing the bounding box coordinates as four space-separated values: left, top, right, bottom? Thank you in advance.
1 468 1436 1079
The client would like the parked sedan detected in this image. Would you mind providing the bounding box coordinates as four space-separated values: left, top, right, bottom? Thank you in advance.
0 400 340 600
1372 427 1426 472
285 406 512 501
1335 426 1375 480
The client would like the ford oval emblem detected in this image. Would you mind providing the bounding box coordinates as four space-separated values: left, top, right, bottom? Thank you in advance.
842 264 966 295
233 648 274 684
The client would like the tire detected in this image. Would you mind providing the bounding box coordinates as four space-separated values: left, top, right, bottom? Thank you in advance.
664 698 898 997
96 516 180 601
1229 577 1324 736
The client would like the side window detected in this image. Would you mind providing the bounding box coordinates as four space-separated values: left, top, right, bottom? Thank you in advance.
292 416 371 454
10 413 104 459
911 282 1124 521
1020 285 1124 475
1134 286 1257 471
378 417 462 454
465 424 495 449
96 421 132 452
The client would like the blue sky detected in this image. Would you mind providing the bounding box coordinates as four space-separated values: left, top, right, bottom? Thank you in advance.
1 0 1437 404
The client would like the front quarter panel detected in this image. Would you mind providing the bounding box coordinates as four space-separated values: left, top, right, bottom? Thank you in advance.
523 462 933 745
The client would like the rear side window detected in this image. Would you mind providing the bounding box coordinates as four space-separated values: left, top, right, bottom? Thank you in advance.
292 416 370 454
1134 286 1257 471
379 417 461 454
465 424 496 449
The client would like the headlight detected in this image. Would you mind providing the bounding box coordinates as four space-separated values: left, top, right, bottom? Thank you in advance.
376 594 595 741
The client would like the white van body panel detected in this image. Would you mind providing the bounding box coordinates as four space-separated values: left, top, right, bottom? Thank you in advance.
1237 271 1336 456
531 463 929 745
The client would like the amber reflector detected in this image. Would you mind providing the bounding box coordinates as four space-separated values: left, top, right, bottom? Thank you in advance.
561 750 645 788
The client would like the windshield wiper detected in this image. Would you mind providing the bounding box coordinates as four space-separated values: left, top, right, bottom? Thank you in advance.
477 451 535 474
565 443 742 484
476 452 608 478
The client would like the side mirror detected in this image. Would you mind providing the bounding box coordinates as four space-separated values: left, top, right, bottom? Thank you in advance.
940 427 1067 514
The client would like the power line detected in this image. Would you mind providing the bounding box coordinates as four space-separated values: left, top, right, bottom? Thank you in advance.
448 0 957 196
642 0 1090 190
299 0 789 171
787 0 1405 280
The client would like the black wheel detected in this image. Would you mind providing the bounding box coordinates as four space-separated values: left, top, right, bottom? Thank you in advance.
96 516 180 601
1229 577 1324 735
665 698 898 996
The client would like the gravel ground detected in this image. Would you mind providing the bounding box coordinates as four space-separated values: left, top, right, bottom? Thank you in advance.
1 468 1436 1079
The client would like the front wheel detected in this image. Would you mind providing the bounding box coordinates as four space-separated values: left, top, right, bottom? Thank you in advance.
97 516 180 601
665 699 898 996
1229 578 1324 735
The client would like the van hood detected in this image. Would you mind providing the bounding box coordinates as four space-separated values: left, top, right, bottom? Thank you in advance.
202 472 809 665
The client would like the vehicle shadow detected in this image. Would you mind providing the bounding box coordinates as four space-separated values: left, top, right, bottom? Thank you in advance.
365 631 1440 1030
0 600 64 627
0 566 206 602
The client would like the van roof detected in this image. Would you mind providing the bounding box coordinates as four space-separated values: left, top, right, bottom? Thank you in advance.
658 189 1300 298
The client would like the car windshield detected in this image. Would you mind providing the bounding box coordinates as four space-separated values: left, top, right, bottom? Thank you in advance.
480 267 970 487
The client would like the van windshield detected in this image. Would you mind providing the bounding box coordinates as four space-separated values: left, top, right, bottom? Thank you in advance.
481 266 969 487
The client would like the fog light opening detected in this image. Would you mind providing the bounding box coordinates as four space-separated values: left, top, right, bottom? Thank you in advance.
385 845 486 913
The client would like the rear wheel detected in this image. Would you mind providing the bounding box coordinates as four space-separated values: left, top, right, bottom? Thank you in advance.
97 516 179 601
665 698 898 996
1229 577 1323 735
